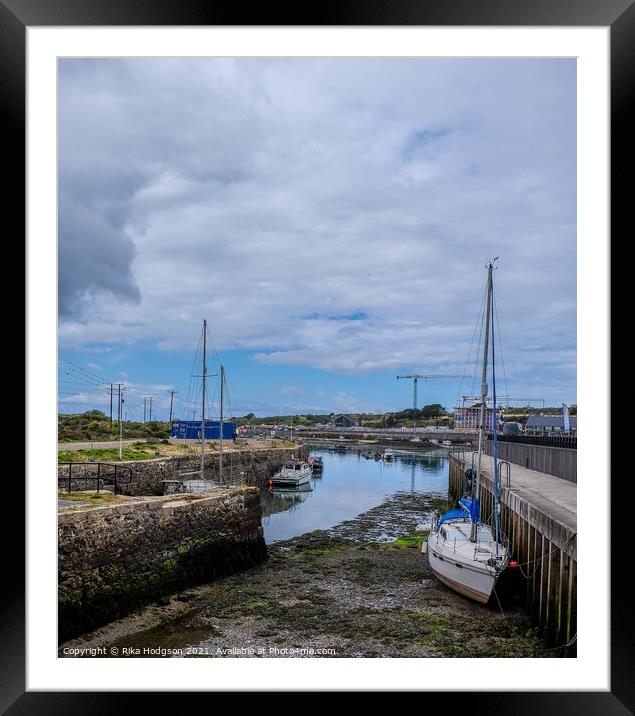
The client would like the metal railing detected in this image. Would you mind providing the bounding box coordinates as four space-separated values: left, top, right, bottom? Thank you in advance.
489 433 576 449
58 462 134 495
498 460 511 489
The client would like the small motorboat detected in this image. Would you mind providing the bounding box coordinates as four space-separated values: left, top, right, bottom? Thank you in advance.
272 459 312 486
308 455 324 474
382 448 394 460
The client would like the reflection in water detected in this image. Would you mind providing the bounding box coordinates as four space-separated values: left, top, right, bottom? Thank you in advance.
259 482 313 517
260 446 448 543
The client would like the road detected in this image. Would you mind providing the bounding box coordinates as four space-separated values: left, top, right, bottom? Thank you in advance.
58 439 138 452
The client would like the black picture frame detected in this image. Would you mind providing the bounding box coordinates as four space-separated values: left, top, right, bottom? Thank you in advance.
5 0 626 709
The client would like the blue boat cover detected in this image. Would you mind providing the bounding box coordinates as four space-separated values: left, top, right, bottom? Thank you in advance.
438 509 467 526
459 496 481 523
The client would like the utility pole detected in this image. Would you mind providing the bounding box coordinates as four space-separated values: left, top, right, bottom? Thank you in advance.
200 319 207 479
168 390 177 424
219 365 224 481
119 386 125 460
396 375 460 433
143 397 147 423
109 383 113 433
148 397 153 422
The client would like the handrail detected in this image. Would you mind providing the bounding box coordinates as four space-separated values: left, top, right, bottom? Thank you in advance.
58 462 134 496
498 460 511 489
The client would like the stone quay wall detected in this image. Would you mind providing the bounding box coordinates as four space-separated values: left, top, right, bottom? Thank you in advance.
58 445 308 496
58 486 266 642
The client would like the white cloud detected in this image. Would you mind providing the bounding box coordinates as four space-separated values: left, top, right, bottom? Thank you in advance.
58 58 576 402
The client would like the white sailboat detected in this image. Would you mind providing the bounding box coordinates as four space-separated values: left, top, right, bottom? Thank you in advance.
179 319 229 490
426 260 509 603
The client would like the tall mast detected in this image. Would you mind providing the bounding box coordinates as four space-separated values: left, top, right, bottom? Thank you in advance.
490 274 500 555
219 364 224 481
200 319 207 479
471 262 494 539
412 377 418 434
475 264 493 486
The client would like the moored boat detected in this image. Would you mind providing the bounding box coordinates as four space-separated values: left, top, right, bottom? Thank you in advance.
308 455 324 473
427 260 509 603
272 459 312 486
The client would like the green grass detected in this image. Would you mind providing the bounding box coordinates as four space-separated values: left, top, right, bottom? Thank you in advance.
386 532 426 549
58 444 160 463
57 491 123 505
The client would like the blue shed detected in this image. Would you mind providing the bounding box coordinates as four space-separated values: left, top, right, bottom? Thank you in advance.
171 420 236 440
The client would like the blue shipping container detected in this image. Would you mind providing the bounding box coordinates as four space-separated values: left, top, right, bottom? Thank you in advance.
171 420 236 440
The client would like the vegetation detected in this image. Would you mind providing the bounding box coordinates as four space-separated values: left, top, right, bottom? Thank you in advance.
234 403 575 430
59 410 170 442
58 441 192 464
233 404 452 429
57 491 125 505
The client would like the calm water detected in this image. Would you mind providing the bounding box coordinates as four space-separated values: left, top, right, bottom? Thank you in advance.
260 444 449 543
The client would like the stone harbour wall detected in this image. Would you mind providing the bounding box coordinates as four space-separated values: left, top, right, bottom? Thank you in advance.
58 445 307 496
58 486 266 642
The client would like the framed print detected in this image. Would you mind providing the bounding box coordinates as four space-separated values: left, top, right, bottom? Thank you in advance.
6 0 628 708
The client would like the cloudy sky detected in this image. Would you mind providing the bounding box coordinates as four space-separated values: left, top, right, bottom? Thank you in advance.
58 58 576 420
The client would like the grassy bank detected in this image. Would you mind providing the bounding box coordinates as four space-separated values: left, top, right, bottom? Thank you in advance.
57 441 193 464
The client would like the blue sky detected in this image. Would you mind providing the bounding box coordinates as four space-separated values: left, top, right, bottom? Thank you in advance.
58 58 576 420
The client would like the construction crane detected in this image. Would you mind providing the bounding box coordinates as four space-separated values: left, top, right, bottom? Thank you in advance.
396 375 460 432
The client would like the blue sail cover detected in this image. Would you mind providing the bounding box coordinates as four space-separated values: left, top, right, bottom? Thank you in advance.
438 509 467 526
459 496 480 523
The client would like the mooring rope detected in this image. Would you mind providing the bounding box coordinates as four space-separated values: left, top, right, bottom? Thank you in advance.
492 586 577 652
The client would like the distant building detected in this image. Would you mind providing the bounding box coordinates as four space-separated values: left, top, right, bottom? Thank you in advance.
330 414 356 428
526 415 577 435
453 405 496 431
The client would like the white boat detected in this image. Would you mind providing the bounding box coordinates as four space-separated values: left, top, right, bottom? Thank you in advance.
427 259 509 603
427 500 508 603
382 448 394 460
272 459 312 486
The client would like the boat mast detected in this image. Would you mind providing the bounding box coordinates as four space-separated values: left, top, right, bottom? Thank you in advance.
490 275 500 555
219 364 224 482
472 262 494 540
200 319 207 479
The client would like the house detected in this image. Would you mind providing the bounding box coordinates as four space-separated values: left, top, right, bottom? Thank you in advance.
330 414 356 428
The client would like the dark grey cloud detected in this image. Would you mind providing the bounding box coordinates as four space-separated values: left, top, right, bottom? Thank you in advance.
58 191 140 316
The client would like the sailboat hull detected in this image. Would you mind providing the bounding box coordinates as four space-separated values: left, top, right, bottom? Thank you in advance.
426 524 505 604
427 546 494 603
